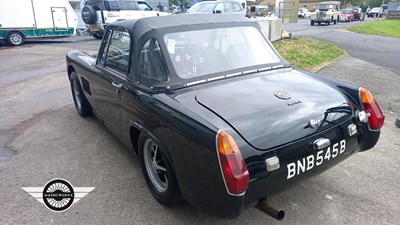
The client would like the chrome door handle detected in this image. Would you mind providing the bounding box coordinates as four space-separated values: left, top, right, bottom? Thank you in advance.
112 81 123 88
111 81 123 94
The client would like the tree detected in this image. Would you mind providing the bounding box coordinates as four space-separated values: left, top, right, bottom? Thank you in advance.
169 0 179 6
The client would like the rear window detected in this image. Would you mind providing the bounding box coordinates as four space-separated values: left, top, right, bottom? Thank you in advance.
164 26 281 79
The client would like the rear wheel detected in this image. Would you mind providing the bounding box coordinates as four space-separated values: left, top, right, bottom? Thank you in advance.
139 134 180 205
70 71 92 116
7 31 25 46
93 32 103 40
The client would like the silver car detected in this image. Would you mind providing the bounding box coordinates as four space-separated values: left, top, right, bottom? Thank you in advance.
187 0 245 15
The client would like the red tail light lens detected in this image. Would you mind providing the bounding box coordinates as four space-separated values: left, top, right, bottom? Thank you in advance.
217 130 249 195
360 88 385 130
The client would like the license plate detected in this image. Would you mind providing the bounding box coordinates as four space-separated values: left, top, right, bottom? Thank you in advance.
89 25 99 31
286 140 346 179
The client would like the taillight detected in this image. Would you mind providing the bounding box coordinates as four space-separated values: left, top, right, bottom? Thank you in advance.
360 87 385 130
216 130 249 195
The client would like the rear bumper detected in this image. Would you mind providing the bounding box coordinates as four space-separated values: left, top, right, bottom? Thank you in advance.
86 23 106 32
312 18 331 22
244 118 361 205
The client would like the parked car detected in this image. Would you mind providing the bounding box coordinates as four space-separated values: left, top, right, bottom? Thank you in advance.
310 1 341 25
187 0 245 15
339 9 355 22
247 5 269 17
352 7 361 20
367 7 383 17
66 14 384 219
298 7 310 18
81 0 169 39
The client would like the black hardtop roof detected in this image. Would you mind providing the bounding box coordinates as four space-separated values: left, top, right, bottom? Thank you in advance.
107 14 257 35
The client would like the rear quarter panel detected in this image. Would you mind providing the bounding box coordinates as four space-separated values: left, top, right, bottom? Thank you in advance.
120 85 245 218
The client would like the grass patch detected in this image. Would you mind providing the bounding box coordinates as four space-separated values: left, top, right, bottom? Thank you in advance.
273 38 345 71
347 19 400 38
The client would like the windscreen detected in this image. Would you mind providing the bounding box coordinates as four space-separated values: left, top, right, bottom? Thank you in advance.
187 2 215 13
341 9 352 14
164 26 281 79
316 4 335 10
107 0 136 10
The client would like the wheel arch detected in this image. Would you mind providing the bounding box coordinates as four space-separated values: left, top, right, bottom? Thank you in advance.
130 122 175 171
67 65 76 78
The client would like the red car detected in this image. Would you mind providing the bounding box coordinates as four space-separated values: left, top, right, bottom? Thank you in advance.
339 9 355 22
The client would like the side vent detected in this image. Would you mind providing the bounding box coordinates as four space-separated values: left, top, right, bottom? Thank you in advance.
81 77 91 95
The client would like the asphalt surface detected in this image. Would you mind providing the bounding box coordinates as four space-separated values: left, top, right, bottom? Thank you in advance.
1 27 400 224
284 18 400 73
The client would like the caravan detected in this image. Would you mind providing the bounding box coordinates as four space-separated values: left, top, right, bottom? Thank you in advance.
0 0 78 46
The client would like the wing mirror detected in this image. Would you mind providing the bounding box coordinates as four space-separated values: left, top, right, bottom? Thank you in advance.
214 10 222 14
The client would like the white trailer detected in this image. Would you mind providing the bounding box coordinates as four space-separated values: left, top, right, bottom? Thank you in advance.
0 0 78 46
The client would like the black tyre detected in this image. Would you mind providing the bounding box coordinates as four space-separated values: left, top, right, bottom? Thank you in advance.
311 20 315 26
81 5 97 24
139 134 180 205
70 71 92 117
327 20 330 25
7 31 25 46
93 32 103 40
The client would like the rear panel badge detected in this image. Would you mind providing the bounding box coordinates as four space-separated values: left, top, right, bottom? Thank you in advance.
274 91 292 100
274 91 301 106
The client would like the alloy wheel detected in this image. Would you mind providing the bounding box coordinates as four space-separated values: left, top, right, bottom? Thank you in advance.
143 139 168 193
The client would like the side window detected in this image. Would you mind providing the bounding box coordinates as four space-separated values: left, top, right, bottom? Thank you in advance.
104 30 131 75
224 3 234 12
233 3 242 12
215 3 224 13
138 39 169 82
98 30 112 66
138 2 152 11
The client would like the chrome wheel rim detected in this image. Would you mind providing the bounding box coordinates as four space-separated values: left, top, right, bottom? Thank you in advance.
10 33 22 45
73 78 82 110
143 139 168 193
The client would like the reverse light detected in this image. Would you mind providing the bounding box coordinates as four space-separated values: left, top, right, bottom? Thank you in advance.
216 130 249 195
360 87 385 130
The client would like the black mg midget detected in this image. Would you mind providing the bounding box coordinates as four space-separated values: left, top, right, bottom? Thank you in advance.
66 14 385 219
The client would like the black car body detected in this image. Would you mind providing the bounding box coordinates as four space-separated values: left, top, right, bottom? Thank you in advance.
66 14 385 219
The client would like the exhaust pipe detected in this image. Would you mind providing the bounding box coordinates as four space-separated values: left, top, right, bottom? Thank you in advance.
255 200 285 221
